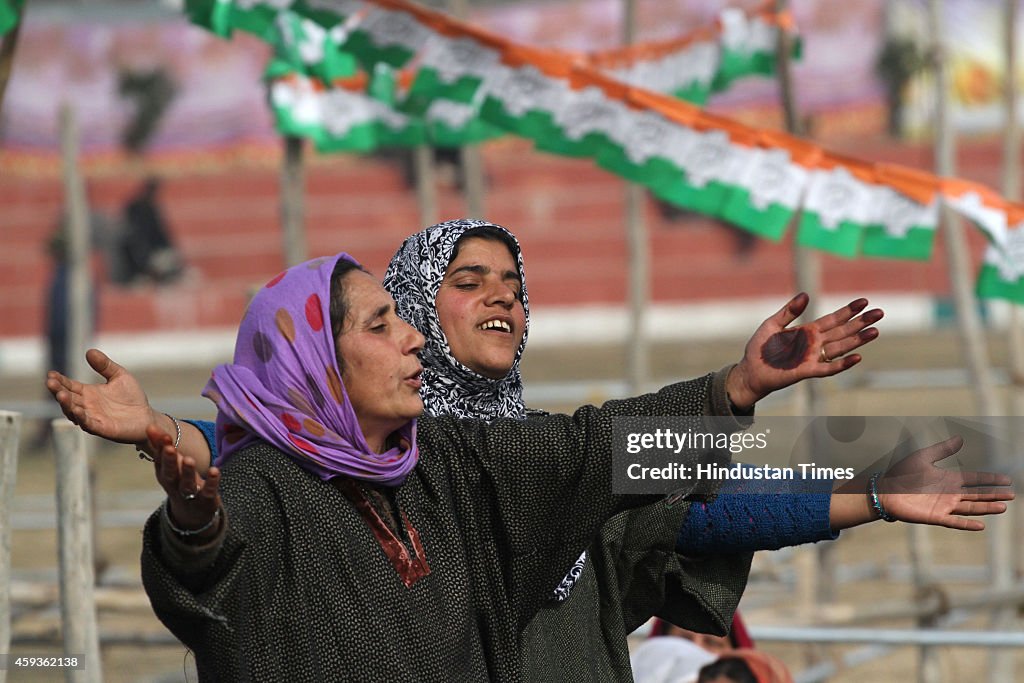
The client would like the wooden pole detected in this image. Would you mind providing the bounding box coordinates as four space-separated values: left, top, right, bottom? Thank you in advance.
0 411 21 683
0 2 22 114
926 30 1006 676
1005 0 1024 418
280 136 308 267
916 8 944 681
928 1 999 417
1005 0 1024 615
1005 2 1024 415
460 143 486 218
907 522 941 683
58 104 91 393
819 583 1024 625
774 0 833 631
414 145 438 227
11 581 154 612
992 3 1020 682
922 7 1000 681
58 103 103 582
775 0 823 416
52 420 102 683
622 0 649 395
448 0 486 219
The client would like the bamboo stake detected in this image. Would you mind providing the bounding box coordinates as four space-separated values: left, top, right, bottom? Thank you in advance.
928 2 1004 677
921 7 948 681
774 0 833 633
460 145 486 218
818 582 1024 625
10 581 153 612
928 3 999 417
12 631 180 649
448 0 486 219
991 3 1020 681
58 104 91 401
58 103 104 583
280 135 308 267
750 625 1024 648
907 521 941 683
0 411 21 683
1005 4 1024 419
414 145 438 227
622 0 649 395
52 421 102 683
774 2 822 414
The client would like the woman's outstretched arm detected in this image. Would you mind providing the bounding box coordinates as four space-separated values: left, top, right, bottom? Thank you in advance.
46 348 215 472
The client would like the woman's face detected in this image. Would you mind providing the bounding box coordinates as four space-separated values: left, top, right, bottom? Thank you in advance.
336 270 426 452
435 237 526 379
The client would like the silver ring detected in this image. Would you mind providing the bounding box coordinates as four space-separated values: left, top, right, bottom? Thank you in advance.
182 492 197 501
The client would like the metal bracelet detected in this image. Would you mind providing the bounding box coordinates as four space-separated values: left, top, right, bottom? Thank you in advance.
161 499 221 537
869 472 897 523
137 413 182 462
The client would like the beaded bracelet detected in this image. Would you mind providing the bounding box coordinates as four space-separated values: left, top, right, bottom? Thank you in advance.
137 413 182 462
161 499 221 537
869 472 897 522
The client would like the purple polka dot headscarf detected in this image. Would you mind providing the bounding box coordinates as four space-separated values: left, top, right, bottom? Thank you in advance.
203 253 419 486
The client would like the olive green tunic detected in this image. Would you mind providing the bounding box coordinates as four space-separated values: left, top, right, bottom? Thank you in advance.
520 367 752 682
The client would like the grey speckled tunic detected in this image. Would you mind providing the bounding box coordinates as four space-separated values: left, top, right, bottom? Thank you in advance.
142 376 748 682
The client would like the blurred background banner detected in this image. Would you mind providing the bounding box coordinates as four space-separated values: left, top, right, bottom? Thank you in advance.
0 0 891 160
480 0 887 116
7 0 1024 161
1 19 273 154
0 0 23 36
894 0 1024 136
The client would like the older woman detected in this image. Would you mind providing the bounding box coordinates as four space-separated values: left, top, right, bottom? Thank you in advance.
134 251 748 680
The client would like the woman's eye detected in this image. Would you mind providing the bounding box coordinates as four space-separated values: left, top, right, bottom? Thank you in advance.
455 282 477 290
370 324 387 333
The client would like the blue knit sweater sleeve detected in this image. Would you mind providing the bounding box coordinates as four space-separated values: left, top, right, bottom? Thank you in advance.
182 419 218 460
677 469 838 555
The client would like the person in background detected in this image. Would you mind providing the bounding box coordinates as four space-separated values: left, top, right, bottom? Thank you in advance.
646 617 745 656
630 635 717 683
44 193 112 377
118 176 182 285
634 614 754 683
696 649 794 683
45 228 76 382
33 200 107 450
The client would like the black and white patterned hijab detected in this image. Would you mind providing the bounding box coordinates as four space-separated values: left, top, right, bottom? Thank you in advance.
385 218 585 603
383 219 530 421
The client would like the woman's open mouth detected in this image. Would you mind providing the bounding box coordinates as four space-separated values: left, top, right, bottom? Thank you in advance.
478 318 512 333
